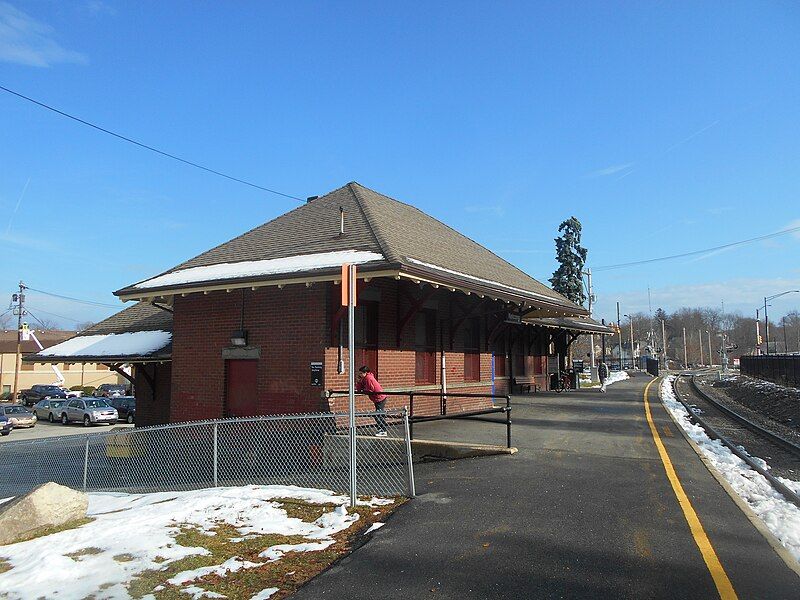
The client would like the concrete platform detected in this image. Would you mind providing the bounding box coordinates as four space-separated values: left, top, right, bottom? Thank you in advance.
295 372 799 599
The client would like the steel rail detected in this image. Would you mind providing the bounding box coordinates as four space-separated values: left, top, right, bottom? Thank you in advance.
672 376 800 509
689 375 800 458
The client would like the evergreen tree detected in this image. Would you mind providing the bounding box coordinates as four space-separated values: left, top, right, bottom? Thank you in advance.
549 217 588 306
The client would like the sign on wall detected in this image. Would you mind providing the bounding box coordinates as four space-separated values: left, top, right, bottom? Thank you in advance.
310 362 323 386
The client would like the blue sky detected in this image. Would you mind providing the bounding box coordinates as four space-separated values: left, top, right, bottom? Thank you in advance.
1 1 799 329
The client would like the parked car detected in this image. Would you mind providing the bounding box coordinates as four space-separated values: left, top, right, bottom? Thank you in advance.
0 412 12 436
0 404 37 428
109 396 136 424
18 384 68 406
33 398 68 422
60 398 118 426
93 384 129 398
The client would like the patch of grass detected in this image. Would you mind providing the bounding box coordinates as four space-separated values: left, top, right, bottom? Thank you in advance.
66 547 103 559
113 553 135 563
0 559 11 574
275 498 337 522
129 497 403 600
11 517 94 544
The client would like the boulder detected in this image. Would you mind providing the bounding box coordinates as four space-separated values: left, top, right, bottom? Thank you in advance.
0 482 88 545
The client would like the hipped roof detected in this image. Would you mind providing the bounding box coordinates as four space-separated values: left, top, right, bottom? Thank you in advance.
0 330 76 354
24 302 173 364
115 182 587 316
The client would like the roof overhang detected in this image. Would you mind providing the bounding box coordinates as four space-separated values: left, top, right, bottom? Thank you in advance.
525 316 615 335
24 354 171 365
117 264 587 319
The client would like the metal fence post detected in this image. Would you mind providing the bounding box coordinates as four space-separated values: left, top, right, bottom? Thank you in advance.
83 437 89 491
212 421 219 487
403 408 416 497
505 395 512 449
409 393 414 440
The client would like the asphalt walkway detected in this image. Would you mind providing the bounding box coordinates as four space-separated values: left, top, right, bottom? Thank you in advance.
295 373 799 599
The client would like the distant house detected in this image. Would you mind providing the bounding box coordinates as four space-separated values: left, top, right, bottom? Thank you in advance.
1 330 124 397
31 182 611 425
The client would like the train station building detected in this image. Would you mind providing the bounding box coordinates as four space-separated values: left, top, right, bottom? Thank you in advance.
30 182 612 426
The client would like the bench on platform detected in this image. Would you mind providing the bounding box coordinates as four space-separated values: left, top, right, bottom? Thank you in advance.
513 376 540 394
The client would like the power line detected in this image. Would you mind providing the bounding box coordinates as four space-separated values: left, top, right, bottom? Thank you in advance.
25 286 120 308
0 84 304 202
594 225 800 272
26 306 84 324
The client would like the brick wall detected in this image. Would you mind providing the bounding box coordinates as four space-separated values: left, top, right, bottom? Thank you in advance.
170 285 328 422
134 362 172 426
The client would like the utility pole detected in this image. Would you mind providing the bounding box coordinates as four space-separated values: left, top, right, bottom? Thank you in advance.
683 327 688 369
764 297 770 355
698 329 704 365
11 281 26 403
706 330 713 367
624 314 635 370
661 319 667 369
783 316 788 354
583 269 596 373
616 302 623 369
755 309 762 355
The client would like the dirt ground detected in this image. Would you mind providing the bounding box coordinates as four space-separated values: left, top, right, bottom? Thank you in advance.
695 373 800 443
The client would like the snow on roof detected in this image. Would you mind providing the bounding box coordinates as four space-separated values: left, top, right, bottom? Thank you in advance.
405 257 561 303
134 249 386 290
38 331 172 358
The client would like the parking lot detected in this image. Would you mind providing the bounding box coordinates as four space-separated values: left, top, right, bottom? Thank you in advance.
0 418 133 443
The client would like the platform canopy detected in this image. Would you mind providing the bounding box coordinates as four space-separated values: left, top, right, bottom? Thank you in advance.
524 316 615 335
114 182 588 319
24 302 173 364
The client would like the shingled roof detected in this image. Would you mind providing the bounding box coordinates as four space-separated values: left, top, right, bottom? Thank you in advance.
115 182 586 316
525 316 615 335
25 302 173 363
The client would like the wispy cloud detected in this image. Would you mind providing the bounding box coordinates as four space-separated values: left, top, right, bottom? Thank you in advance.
5 175 29 234
584 162 634 178
0 1 87 67
786 218 800 240
464 205 506 217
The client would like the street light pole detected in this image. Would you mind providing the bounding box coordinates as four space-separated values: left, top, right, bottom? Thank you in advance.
624 314 635 369
698 329 704 365
683 327 688 369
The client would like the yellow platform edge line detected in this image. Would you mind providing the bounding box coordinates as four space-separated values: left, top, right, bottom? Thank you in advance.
643 377 738 600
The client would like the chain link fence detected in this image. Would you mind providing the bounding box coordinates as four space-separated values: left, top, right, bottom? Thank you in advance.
0 410 413 499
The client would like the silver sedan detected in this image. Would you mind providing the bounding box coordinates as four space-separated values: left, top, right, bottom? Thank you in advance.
60 398 118 427
33 399 68 422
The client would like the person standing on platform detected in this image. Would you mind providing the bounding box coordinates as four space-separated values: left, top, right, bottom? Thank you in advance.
356 366 388 436
598 360 609 393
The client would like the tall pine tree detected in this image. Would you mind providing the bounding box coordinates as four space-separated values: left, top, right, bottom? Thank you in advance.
549 217 588 306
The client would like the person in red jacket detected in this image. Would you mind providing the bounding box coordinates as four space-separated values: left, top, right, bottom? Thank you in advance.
356 366 388 436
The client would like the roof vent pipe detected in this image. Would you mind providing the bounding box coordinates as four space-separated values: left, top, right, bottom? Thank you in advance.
339 206 345 236
306 196 318 203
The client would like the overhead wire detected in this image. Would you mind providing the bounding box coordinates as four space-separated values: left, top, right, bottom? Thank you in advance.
24 287 119 308
0 84 304 201
593 225 800 272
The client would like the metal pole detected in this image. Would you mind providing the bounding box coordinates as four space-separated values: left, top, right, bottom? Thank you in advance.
783 316 788 354
764 297 770 355
403 408 415 497
409 393 414 440
661 319 667 369
707 330 713 367
505 395 512 449
755 310 761 355
213 421 219 487
683 327 688 369
629 317 635 369
348 264 357 508
83 437 89 491
616 302 623 369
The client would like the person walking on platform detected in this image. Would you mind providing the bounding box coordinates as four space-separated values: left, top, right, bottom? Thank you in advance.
356 366 388 436
598 360 609 393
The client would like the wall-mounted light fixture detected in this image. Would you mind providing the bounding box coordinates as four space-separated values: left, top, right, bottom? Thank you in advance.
230 329 248 347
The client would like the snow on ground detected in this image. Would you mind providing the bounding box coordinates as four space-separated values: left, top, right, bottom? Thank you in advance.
660 376 800 560
134 250 385 289
38 330 172 358
0 485 391 600
606 370 630 386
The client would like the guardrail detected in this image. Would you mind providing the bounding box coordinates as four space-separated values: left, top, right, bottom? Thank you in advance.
328 390 512 449
0 410 414 499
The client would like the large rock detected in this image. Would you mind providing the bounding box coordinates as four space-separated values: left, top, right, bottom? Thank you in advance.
0 482 88 545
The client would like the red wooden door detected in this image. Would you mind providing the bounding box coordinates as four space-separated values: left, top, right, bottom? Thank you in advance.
225 360 258 417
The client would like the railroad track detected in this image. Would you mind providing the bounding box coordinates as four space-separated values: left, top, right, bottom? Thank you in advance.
671 374 800 509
